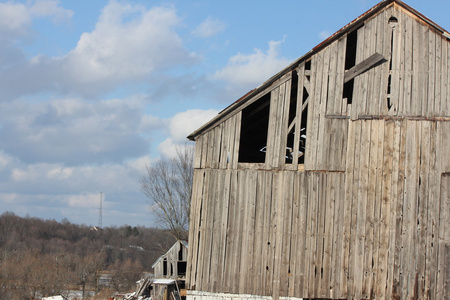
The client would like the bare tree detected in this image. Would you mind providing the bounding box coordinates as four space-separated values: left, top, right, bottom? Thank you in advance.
140 144 194 240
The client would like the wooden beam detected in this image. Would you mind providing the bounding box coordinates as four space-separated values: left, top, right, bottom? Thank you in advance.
344 52 385 83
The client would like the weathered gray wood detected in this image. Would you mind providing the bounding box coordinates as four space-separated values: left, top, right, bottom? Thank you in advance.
376 119 392 298
194 135 203 169
231 112 241 169
186 4 450 300
322 173 336 298
344 52 385 84
386 8 399 116
361 120 373 299
291 63 305 170
435 34 442 116
325 39 339 116
288 172 301 296
437 173 449 299
279 172 294 297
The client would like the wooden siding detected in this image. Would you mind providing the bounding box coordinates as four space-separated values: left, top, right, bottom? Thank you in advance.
187 119 449 299
153 241 188 279
350 5 450 118
187 3 450 300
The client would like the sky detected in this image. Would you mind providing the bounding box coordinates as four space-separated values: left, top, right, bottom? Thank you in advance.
0 0 449 228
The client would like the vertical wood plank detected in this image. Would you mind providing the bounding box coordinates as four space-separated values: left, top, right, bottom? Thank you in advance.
296 172 309 296
219 119 230 169
434 33 442 115
411 19 421 116
416 121 431 298
292 63 305 170
326 40 339 116
252 171 266 295
279 171 294 297
305 56 317 170
351 26 365 120
419 23 430 117
317 46 331 170
362 119 378 298
232 113 241 169
209 171 224 292
425 121 439 297
322 173 336 298
354 120 370 299
386 119 405 299
427 31 436 116
377 119 393 298
403 15 413 116
288 171 301 296
271 172 284 300
308 52 323 169
436 173 449 299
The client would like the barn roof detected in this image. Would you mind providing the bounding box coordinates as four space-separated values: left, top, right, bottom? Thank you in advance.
151 240 188 269
187 0 450 141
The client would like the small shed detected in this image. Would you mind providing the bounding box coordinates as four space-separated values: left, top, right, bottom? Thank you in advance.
151 240 188 300
152 240 188 279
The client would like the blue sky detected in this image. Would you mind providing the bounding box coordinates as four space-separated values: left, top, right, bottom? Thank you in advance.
0 0 448 227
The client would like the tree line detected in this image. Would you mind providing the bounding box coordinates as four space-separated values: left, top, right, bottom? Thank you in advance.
0 212 176 299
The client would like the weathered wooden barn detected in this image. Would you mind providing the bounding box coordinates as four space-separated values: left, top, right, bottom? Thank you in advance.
152 240 188 300
186 0 449 299
153 240 188 279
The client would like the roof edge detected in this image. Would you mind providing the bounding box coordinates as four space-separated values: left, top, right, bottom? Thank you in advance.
187 0 449 140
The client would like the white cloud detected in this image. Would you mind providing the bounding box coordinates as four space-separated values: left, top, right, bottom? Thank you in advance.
60 2 194 88
158 109 219 157
0 151 16 171
192 17 226 38
126 155 154 174
30 0 73 23
169 109 218 142
0 2 30 35
0 97 159 165
0 2 197 98
213 40 290 90
0 0 72 36
0 193 21 204
67 193 100 208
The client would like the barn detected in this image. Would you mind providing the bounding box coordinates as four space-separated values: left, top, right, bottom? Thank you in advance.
151 240 188 300
186 0 449 299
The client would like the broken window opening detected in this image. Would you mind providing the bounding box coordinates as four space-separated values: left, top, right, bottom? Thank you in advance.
286 64 310 165
343 79 355 105
386 17 397 112
297 61 310 165
286 71 299 163
387 75 392 109
178 246 183 261
342 27 360 104
238 93 271 163
289 71 299 125
163 259 168 276
177 261 187 276
298 106 308 165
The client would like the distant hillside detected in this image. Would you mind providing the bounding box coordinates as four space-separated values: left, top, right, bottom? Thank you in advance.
0 212 177 299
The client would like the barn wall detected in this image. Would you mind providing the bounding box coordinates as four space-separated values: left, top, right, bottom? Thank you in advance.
154 241 188 279
349 6 450 118
187 3 450 300
187 119 448 299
